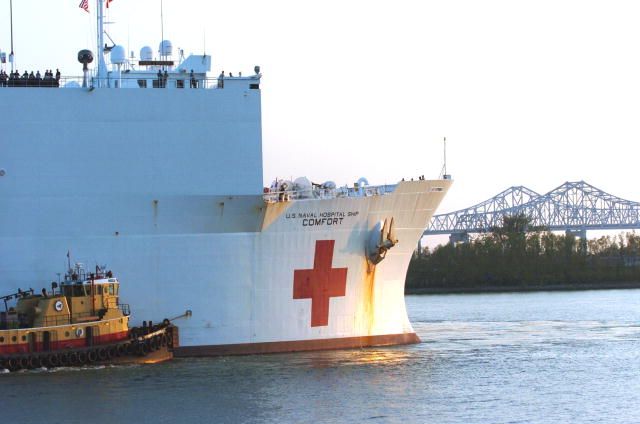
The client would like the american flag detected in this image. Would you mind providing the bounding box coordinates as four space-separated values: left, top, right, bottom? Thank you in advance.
79 0 89 13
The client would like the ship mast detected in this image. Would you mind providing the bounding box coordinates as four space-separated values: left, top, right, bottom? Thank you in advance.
96 0 107 86
9 0 14 72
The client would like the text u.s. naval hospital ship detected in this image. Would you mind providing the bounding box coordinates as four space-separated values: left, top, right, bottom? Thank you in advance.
0 0 451 356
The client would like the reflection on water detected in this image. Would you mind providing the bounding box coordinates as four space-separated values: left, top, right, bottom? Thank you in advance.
301 349 416 368
2 289 640 424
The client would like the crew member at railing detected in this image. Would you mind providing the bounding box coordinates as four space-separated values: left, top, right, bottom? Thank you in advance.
4 69 61 87
190 69 197 88
217 70 224 88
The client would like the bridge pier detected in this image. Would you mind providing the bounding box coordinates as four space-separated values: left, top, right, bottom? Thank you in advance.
565 229 588 253
565 229 586 239
449 233 470 244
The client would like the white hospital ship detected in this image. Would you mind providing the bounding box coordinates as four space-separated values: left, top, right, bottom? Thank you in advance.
0 1 451 355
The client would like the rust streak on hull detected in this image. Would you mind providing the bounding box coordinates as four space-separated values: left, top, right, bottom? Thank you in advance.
362 260 376 335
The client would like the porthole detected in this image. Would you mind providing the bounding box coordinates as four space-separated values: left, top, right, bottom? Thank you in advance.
65 331 70 337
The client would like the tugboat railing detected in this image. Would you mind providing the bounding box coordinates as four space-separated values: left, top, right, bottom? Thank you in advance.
41 314 72 327
118 304 131 316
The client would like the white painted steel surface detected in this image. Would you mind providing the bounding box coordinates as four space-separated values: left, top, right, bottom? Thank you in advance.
0 77 451 348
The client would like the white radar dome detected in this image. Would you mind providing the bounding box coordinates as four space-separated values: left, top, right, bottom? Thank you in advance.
110 45 126 64
159 40 173 56
294 177 313 199
140 46 153 61
293 177 312 191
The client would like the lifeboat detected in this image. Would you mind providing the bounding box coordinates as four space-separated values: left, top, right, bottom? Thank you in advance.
0 264 178 371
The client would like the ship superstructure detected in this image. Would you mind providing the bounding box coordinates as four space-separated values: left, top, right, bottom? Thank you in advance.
0 0 451 355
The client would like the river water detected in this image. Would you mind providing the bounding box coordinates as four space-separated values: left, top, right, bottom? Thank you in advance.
2 289 640 424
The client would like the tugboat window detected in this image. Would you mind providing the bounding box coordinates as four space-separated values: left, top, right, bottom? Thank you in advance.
21 335 26 341
0 336 4 342
109 285 115 295
12 336 16 342
73 286 84 297
97 285 103 295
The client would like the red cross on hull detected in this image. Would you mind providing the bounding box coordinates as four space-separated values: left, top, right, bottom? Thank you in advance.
293 240 348 327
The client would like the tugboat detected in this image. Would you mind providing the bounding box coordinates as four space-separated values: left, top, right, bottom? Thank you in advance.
0 264 179 372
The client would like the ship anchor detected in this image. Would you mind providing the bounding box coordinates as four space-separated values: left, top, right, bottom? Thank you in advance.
366 217 398 265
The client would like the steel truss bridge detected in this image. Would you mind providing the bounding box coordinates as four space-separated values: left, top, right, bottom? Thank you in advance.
425 181 640 241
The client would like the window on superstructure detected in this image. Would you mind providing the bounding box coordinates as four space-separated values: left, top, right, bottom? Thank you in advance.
73 286 84 297
109 284 115 295
97 285 103 295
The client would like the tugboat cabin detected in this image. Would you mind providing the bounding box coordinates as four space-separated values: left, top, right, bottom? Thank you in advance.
0 266 130 354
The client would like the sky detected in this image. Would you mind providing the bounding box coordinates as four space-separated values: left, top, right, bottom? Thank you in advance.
2 0 640 246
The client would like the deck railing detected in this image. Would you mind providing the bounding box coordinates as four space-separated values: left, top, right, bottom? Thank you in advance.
263 184 397 203
0 75 226 89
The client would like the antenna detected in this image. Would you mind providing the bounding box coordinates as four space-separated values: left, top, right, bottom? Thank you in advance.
9 0 14 71
443 136 447 176
439 137 452 180
160 0 164 48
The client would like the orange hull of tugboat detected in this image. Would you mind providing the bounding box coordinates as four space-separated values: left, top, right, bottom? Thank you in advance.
0 322 177 371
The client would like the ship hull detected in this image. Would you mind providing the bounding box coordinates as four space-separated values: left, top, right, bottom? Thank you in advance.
0 181 450 354
0 86 450 355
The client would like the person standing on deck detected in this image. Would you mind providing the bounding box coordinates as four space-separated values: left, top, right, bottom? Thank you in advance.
217 70 224 88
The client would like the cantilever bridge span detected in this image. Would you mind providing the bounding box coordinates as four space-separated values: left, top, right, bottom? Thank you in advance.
425 181 640 240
